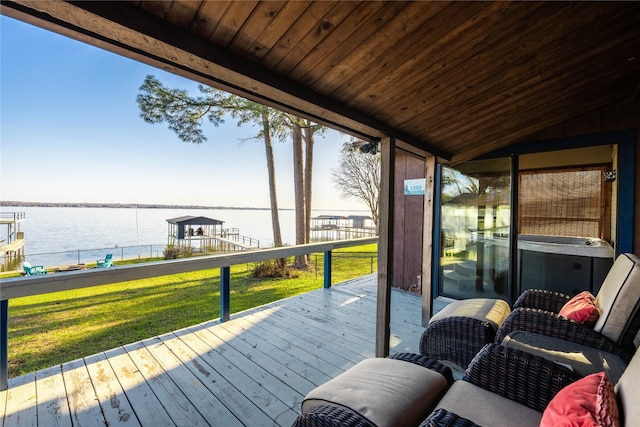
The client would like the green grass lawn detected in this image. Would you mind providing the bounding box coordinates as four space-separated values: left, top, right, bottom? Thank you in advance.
6 244 377 378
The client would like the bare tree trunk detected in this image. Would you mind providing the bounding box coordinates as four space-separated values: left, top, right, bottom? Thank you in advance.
261 110 283 248
303 124 314 247
292 121 307 268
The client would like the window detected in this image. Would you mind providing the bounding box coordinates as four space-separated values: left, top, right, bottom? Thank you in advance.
519 167 606 238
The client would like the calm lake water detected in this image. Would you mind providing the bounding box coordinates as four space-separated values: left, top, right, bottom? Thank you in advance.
1 206 369 267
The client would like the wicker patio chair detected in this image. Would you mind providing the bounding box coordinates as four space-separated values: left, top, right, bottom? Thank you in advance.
421 253 640 371
420 408 481 427
495 252 640 361
419 298 511 368
422 342 640 427
294 344 582 427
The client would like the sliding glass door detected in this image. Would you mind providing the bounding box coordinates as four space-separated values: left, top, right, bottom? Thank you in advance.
439 158 511 300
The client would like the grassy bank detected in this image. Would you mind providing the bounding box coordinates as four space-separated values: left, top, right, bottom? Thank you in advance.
6 244 377 377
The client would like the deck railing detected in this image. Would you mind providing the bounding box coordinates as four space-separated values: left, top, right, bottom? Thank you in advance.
0 237 378 390
0 212 26 221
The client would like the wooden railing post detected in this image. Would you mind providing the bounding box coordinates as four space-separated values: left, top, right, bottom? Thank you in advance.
220 266 230 322
1 300 8 391
323 250 332 289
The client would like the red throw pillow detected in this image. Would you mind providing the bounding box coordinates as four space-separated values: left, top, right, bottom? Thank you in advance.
540 372 619 427
558 291 600 326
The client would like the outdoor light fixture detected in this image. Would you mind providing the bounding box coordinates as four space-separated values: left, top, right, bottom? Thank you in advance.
351 140 379 155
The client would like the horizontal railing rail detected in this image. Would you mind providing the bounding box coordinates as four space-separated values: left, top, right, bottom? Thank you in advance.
8 243 169 269
0 212 26 221
0 237 378 390
220 232 260 248
4 242 249 271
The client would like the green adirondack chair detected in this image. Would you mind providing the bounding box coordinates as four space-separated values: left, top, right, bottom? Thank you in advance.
96 253 113 268
22 261 47 276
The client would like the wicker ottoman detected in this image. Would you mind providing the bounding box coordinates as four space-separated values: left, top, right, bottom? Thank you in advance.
420 298 511 368
293 354 452 427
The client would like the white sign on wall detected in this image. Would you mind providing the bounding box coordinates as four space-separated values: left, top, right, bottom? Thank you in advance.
404 178 426 196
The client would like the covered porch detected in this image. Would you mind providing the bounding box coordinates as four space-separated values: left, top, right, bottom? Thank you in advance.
1 2 640 425
0 275 436 426
2 0 639 358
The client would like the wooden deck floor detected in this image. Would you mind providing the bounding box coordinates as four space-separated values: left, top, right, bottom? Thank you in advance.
0 274 431 427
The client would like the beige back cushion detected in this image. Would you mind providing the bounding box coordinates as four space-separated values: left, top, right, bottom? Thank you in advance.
594 253 640 344
429 298 511 329
615 348 640 425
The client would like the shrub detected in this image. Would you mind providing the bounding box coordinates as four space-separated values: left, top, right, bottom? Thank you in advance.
253 258 297 278
179 246 194 258
163 245 181 259
163 245 195 259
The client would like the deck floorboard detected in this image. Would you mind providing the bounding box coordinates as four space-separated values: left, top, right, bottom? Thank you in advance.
1 274 427 426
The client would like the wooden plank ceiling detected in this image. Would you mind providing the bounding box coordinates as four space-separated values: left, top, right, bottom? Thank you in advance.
3 1 640 163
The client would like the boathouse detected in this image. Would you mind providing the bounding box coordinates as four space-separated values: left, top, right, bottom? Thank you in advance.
167 215 259 251
311 215 376 241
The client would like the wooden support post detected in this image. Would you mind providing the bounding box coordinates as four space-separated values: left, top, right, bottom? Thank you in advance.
376 137 395 357
220 266 230 322
1 300 8 391
422 156 437 327
323 250 332 289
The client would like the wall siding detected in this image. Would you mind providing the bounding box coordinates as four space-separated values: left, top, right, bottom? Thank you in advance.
393 150 426 291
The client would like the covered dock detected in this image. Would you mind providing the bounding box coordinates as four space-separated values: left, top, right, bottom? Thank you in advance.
311 215 377 241
167 215 259 251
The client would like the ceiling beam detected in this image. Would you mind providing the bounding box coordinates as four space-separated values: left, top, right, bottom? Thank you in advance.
1 0 452 159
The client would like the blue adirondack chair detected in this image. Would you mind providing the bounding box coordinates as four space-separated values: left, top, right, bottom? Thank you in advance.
96 253 113 268
22 261 47 276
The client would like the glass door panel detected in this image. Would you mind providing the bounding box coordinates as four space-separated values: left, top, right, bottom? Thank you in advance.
439 158 511 300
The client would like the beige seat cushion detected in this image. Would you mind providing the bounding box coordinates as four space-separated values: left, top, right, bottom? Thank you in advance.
501 331 627 383
594 253 640 345
302 358 448 427
435 380 542 427
615 345 640 425
429 298 511 329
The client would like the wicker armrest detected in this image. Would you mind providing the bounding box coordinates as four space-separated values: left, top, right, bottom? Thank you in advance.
292 404 375 427
495 308 632 362
513 289 571 312
388 353 454 385
464 343 580 413
420 408 481 427
419 316 498 369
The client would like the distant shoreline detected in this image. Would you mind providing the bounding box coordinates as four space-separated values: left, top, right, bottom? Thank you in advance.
0 201 366 212
0 201 278 210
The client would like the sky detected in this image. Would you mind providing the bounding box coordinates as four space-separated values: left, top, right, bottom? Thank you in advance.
0 15 368 211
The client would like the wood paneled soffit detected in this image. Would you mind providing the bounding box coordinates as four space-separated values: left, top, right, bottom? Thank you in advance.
3 1 639 162
1 0 451 159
